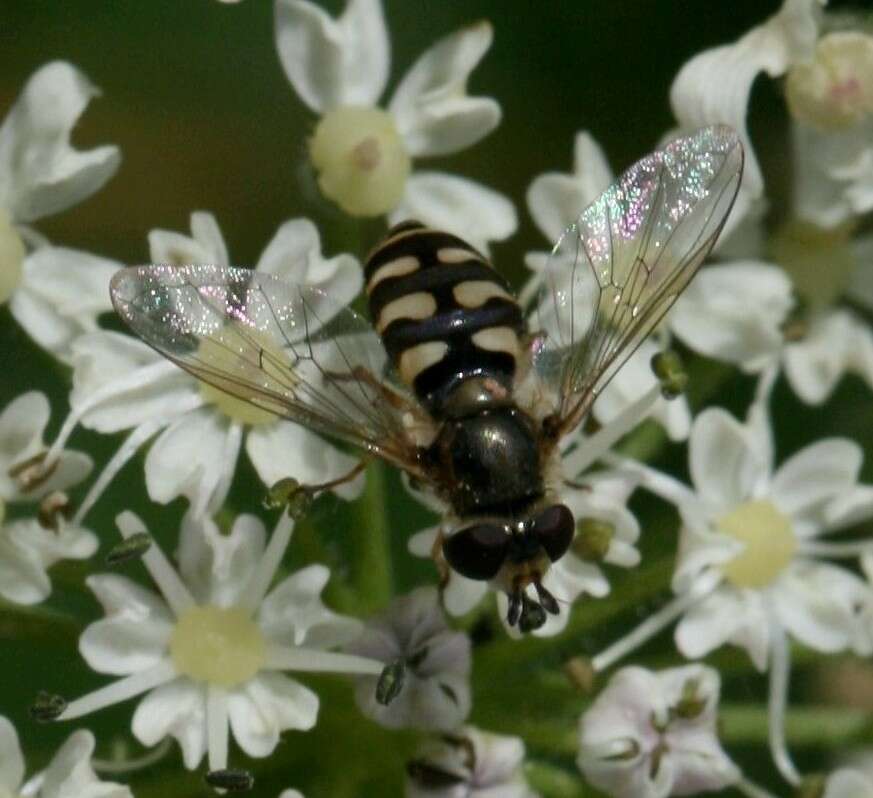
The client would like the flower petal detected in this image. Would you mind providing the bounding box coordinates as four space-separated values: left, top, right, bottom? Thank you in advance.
246 422 363 501
771 438 862 519
80 574 174 675
255 217 362 304
148 211 228 266
10 246 118 361
675 587 770 670
132 680 206 770
783 309 873 404
389 21 499 157
391 171 516 255
772 560 868 652
0 716 24 792
178 512 264 606
670 261 793 372
274 0 389 113
70 331 198 433
689 408 769 510
261 564 362 650
228 672 319 758
0 62 120 223
669 0 821 239
144 407 239 514
38 729 132 798
526 130 613 244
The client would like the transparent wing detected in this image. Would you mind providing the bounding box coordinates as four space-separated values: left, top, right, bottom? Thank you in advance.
531 125 744 437
110 264 425 473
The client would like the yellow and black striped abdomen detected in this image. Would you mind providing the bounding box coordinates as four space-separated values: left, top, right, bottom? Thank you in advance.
366 221 524 417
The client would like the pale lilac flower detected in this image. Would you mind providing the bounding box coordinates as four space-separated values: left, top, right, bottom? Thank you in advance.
0 391 96 605
578 665 739 798
406 726 538 798
823 769 873 798
44 212 364 519
347 586 471 731
275 0 515 252
0 62 120 360
0 715 133 798
593 377 873 785
58 510 382 774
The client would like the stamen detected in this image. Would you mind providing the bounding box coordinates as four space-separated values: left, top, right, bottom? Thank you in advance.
591 590 703 672
92 738 173 775
43 362 187 466
59 660 176 720
263 645 383 675
562 384 661 477
768 619 800 786
206 685 229 772
238 512 294 613
116 512 195 615
73 420 163 526
376 659 406 706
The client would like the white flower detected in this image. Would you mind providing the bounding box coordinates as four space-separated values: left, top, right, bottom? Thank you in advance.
346 586 471 731
275 0 515 252
669 0 823 238
578 665 739 798
823 768 873 798
0 61 120 359
593 383 873 784
406 726 538 798
58 509 382 774
0 715 132 798
279 791 304 798
0 391 96 605
46 212 364 518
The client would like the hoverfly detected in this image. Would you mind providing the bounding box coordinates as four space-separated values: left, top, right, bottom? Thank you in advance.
110 126 743 633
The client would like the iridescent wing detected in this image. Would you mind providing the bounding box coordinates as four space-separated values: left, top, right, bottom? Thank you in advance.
530 125 743 438
110 264 427 475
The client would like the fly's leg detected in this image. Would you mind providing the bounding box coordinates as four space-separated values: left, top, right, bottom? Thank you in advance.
264 461 367 519
431 528 451 590
326 365 425 417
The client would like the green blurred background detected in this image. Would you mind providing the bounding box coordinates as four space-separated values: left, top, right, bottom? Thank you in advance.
2 1 873 796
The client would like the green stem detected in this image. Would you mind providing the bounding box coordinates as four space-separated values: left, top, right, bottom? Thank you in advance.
0 600 80 644
720 704 872 747
525 761 586 797
350 461 393 612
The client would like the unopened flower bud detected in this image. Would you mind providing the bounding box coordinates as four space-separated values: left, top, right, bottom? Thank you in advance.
650 350 687 399
204 768 254 792
786 32 873 131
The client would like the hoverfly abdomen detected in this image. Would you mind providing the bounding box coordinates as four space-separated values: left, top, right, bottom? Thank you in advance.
366 222 524 418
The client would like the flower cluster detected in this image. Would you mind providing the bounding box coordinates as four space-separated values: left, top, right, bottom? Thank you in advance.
3 0 873 796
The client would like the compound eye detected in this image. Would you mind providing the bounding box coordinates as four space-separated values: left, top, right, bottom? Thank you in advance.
534 504 574 562
443 524 509 580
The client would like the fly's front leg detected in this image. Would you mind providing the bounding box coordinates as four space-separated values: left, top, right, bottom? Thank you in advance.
264 461 367 519
431 527 451 590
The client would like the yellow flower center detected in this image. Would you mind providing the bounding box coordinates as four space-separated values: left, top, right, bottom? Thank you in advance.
0 209 25 305
309 106 411 217
718 500 796 589
770 219 857 312
196 330 286 426
786 31 873 131
169 604 267 688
